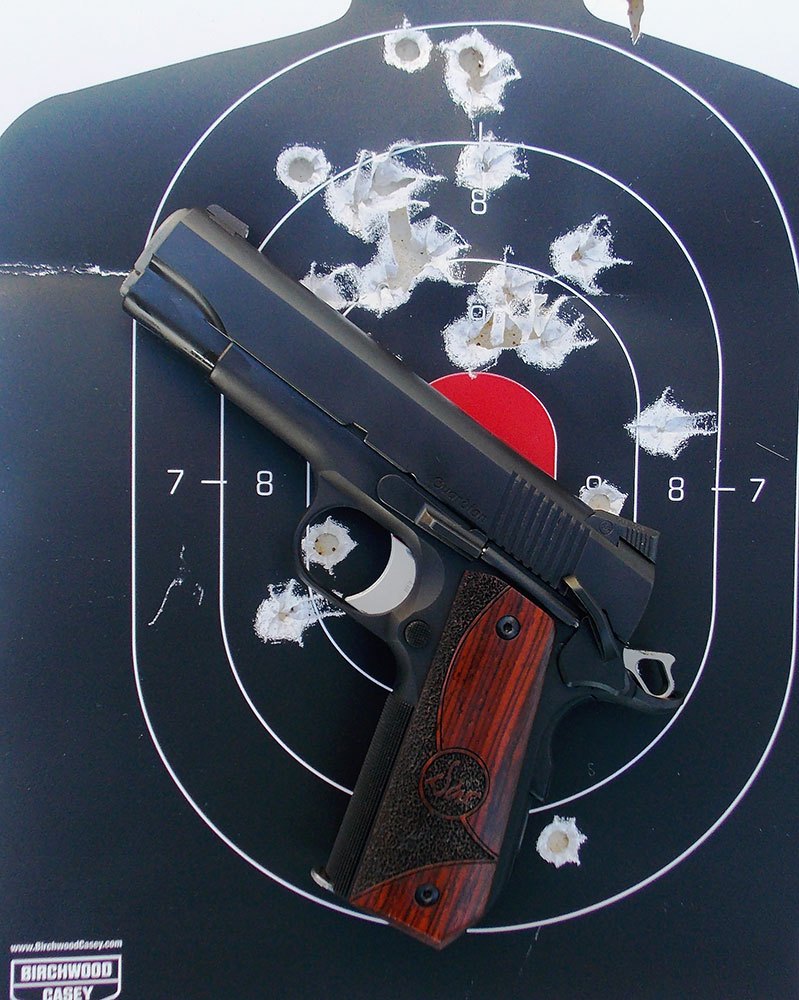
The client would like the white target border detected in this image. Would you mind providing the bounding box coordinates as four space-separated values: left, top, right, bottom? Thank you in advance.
222 136 695 796
129 17 799 935
220 142 722 898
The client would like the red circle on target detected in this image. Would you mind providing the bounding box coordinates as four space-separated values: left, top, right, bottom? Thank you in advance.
431 372 557 477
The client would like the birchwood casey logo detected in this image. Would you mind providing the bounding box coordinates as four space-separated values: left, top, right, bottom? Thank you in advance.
9 956 121 1000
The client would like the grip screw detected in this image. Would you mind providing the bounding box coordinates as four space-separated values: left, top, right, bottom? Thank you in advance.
496 615 520 640
414 883 440 907
404 619 432 649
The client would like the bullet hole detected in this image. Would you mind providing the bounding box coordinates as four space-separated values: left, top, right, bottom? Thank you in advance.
579 479 628 515
458 46 485 75
626 387 718 459
442 264 595 372
536 816 587 868
253 580 343 647
324 147 443 240
455 135 527 194
550 215 631 294
301 516 357 574
439 29 520 117
276 145 332 199
384 25 433 73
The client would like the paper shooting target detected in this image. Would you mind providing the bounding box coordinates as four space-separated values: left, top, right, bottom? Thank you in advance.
125 4 798 935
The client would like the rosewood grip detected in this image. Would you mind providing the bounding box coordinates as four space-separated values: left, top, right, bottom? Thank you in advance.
329 570 555 948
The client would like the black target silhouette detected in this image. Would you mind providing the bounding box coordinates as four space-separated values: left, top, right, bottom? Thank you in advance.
131 10 798 933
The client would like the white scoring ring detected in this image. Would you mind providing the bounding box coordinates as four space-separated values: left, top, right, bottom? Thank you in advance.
131 18 798 934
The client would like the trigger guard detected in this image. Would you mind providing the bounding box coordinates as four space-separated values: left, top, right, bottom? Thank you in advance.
557 622 629 696
292 473 440 628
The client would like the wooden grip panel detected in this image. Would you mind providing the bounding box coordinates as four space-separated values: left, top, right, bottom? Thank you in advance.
348 571 554 947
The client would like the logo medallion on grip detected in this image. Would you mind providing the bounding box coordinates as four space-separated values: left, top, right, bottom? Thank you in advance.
419 748 489 820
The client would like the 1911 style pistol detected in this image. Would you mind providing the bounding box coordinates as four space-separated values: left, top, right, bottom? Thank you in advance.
121 205 680 948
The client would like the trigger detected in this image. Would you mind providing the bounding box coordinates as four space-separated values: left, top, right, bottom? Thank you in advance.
347 536 416 615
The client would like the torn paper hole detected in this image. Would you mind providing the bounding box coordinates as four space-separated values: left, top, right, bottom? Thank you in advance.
276 144 332 199
301 262 360 310
301 516 358 574
550 215 630 295
253 579 344 647
455 134 527 193
384 23 433 73
352 252 405 315
324 147 443 241
516 300 596 371
579 479 628 515
352 209 468 315
442 265 595 372
628 0 645 44
468 264 548 350
536 816 587 868
625 387 718 459
439 30 520 118
479 262 543 313
442 313 504 372
0 261 128 277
